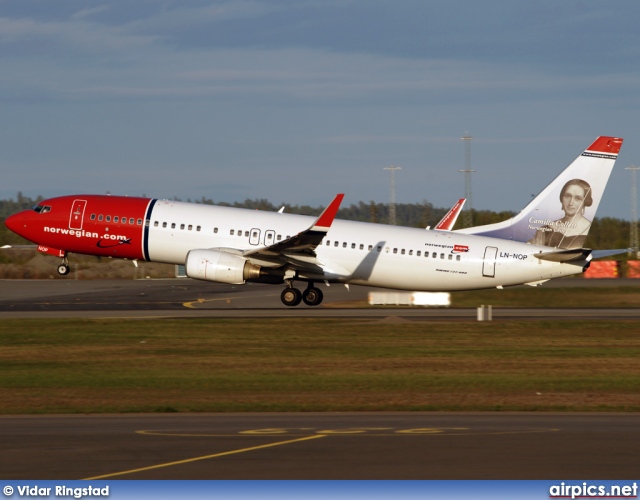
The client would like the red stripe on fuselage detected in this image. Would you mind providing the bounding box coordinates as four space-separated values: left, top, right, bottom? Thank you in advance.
15 195 152 260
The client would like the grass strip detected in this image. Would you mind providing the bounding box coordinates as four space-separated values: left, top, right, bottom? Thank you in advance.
1 318 639 413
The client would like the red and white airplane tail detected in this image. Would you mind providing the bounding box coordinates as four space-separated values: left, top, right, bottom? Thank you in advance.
456 136 623 250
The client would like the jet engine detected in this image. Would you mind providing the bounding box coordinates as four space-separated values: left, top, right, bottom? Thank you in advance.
185 249 262 284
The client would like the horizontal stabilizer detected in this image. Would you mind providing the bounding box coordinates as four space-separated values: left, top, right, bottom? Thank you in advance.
535 247 630 263
590 249 630 260
534 248 591 262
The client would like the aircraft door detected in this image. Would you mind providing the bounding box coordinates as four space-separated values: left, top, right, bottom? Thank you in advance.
264 230 276 246
69 199 87 230
249 228 261 246
482 246 498 278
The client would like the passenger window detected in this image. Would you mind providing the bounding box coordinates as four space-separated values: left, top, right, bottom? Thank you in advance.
180 224 185 230
277 235 282 241
448 254 452 260
196 226 201 232
91 214 96 220
98 215 103 221
122 216 127 223
377 246 382 252
343 242 347 248
393 248 398 254
326 240 330 246
368 245 373 251
244 231 249 237
359 244 364 250
351 243 356 249
432 252 437 258
401 249 405 255
334 241 339 247
456 255 461 261
137 219 142 225
214 228 218 233
162 222 167 228
106 216 111 222
114 216 119 223
154 221 159 227
188 225 193 231
417 251 421 256
230 229 235 235
440 253 445 259
171 223 176 229
130 218 135 224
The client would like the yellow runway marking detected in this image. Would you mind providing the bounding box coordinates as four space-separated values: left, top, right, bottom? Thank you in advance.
136 427 559 438
83 434 326 480
182 293 280 308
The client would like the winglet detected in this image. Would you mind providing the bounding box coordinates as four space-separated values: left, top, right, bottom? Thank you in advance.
434 198 466 231
311 194 344 232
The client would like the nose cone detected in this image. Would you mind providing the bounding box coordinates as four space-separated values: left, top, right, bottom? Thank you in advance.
4 211 26 236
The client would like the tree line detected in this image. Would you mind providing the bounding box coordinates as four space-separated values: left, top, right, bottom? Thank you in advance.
0 193 632 254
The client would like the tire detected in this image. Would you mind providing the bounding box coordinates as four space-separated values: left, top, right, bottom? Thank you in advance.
281 287 302 307
302 287 324 306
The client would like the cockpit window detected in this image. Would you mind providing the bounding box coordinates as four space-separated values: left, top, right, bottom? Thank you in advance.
32 205 51 214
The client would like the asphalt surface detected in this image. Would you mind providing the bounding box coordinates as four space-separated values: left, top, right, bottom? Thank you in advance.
1 413 639 479
1 277 640 319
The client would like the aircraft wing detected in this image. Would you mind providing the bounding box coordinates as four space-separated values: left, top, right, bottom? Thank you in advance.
242 194 344 269
433 198 466 231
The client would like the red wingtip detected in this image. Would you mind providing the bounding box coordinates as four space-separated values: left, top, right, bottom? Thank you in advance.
587 136 623 155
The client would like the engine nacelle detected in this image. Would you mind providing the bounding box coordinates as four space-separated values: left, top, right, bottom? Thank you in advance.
185 249 262 284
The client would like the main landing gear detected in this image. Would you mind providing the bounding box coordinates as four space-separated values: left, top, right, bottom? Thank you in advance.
280 282 324 307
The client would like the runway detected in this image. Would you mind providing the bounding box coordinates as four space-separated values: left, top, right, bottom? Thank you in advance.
1 413 638 479
1 278 640 319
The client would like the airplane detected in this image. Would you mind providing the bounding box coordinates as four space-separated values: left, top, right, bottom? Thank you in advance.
4 136 624 307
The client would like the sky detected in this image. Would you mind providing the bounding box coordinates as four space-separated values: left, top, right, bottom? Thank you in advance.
1 0 639 219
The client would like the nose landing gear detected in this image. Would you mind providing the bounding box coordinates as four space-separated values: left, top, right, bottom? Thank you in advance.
280 281 324 307
57 254 70 276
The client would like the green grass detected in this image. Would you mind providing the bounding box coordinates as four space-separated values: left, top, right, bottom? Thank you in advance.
1 318 639 414
451 286 640 308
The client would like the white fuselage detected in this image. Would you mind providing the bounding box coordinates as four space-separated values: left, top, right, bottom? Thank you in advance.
146 200 583 291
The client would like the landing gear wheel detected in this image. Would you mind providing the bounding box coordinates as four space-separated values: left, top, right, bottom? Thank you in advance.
281 287 302 307
57 264 70 276
302 287 323 306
